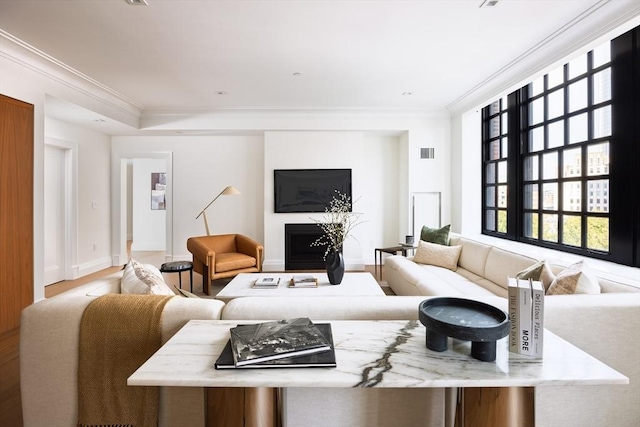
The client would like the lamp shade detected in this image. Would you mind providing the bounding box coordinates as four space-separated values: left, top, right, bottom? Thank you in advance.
221 186 241 196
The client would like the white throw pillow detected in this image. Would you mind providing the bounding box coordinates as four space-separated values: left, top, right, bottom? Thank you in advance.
547 260 601 295
121 258 174 295
412 241 462 271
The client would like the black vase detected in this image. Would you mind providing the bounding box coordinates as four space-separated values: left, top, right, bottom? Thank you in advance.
326 251 345 285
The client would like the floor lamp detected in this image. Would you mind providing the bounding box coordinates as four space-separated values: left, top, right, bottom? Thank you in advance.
196 186 240 235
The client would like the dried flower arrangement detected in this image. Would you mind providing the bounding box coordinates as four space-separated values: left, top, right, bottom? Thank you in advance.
310 190 365 259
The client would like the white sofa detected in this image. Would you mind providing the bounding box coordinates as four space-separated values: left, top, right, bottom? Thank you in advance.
383 233 640 427
21 257 640 427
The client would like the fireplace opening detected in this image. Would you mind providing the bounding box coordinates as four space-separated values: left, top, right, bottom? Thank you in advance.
284 223 329 270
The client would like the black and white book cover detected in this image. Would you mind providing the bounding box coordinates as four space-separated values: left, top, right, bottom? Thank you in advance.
216 323 336 369
253 276 280 287
229 317 332 366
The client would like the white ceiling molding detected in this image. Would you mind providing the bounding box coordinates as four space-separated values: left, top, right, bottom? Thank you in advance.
0 30 143 125
447 2 640 115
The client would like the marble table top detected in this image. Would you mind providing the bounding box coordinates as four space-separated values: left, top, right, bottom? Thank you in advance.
128 320 628 389
215 272 385 302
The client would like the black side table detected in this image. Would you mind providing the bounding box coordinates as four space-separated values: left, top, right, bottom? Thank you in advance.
374 245 417 280
160 261 194 292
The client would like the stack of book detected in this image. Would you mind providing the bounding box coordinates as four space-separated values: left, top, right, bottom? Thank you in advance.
508 277 544 358
288 275 318 288
215 317 336 369
252 276 281 288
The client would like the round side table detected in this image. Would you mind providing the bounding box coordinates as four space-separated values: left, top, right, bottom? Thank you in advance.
160 261 194 292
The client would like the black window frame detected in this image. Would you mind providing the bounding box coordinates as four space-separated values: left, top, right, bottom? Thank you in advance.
481 25 639 268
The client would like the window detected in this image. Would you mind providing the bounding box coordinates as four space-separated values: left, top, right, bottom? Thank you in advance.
482 96 509 234
481 26 640 267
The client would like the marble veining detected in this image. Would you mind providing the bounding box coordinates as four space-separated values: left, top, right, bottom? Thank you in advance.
355 320 418 387
128 320 628 389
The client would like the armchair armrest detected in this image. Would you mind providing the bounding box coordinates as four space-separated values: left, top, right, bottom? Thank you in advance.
236 234 264 271
187 237 216 269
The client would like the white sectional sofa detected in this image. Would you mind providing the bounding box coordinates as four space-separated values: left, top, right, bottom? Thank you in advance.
383 233 640 427
20 241 640 427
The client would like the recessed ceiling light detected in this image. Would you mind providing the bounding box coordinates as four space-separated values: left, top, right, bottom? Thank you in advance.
125 0 148 5
215 91 228 95
293 72 302 77
402 92 413 96
94 118 106 123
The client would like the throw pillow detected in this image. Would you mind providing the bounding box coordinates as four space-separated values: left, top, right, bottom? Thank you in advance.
412 240 462 271
174 285 200 298
121 258 174 295
547 260 601 295
516 260 556 292
420 224 451 246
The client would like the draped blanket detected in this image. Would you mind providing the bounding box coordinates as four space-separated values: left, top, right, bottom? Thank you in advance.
77 294 173 427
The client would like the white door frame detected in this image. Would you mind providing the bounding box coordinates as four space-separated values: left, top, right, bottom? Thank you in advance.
44 138 78 279
111 150 173 266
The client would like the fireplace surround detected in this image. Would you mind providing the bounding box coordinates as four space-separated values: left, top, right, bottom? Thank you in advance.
284 223 329 270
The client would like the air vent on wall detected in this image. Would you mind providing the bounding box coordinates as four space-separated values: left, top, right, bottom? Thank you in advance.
420 148 435 159
125 0 148 5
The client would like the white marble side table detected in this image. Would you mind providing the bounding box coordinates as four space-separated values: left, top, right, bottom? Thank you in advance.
129 320 627 427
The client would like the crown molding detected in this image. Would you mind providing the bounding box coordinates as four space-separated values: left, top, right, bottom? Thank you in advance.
0 30 142 122
446 1 640 115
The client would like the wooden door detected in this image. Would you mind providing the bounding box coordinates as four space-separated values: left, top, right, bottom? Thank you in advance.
0 94 34 427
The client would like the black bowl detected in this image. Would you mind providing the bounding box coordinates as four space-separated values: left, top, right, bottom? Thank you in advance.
418 297 510 362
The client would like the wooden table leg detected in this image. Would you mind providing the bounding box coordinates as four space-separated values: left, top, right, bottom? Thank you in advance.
206 387 280 427
456 387 534 427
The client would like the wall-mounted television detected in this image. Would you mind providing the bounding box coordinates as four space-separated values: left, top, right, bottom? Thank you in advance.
274 169 352 213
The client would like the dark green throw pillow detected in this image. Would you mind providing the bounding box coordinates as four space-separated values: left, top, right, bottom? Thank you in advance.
420 224 451 246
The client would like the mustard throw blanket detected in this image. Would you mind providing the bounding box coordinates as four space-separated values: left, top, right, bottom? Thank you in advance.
77 294 173 427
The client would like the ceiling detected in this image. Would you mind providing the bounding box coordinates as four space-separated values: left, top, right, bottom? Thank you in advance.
1 0 638 135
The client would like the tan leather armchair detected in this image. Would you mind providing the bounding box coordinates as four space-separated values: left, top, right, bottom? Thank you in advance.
187 234 263 295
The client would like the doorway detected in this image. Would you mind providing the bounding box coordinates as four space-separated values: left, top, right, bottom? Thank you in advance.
44 139 78 285
112 150 173 266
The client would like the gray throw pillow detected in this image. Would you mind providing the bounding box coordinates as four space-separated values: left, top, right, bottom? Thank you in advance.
420 224 451 246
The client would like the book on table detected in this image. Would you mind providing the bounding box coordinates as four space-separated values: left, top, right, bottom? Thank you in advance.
253 276 280 287
215 323 336 369
289 275 318 288
227 317 332 367
508 277 544 358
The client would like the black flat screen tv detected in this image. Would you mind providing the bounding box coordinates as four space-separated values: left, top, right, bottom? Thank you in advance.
274 169 352 213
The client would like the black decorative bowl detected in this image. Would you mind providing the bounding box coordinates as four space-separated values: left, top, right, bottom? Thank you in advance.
418 297 510 362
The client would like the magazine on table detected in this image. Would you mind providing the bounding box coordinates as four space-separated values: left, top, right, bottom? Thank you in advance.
215 323 336 369
228 317 332 366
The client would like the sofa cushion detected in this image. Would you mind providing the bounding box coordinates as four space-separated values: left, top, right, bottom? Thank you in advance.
413 241 462 270
420 224 451 245
215 252 256 273
456 238 492 277
121 259 174 295
547 261 601 295
484 247 539 291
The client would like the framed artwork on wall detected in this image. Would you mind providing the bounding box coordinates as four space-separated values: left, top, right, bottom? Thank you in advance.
151 172 166 210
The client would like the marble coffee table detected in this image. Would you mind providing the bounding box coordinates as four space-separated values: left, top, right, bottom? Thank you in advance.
129 319 627 427
214 272 385 302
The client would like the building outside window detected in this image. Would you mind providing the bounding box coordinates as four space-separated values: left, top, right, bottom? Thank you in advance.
481 25 639 267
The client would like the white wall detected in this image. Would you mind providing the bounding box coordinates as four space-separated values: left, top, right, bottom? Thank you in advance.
131 158 166 251
263 131 401 270
44 117 112 276
111 135 265 259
